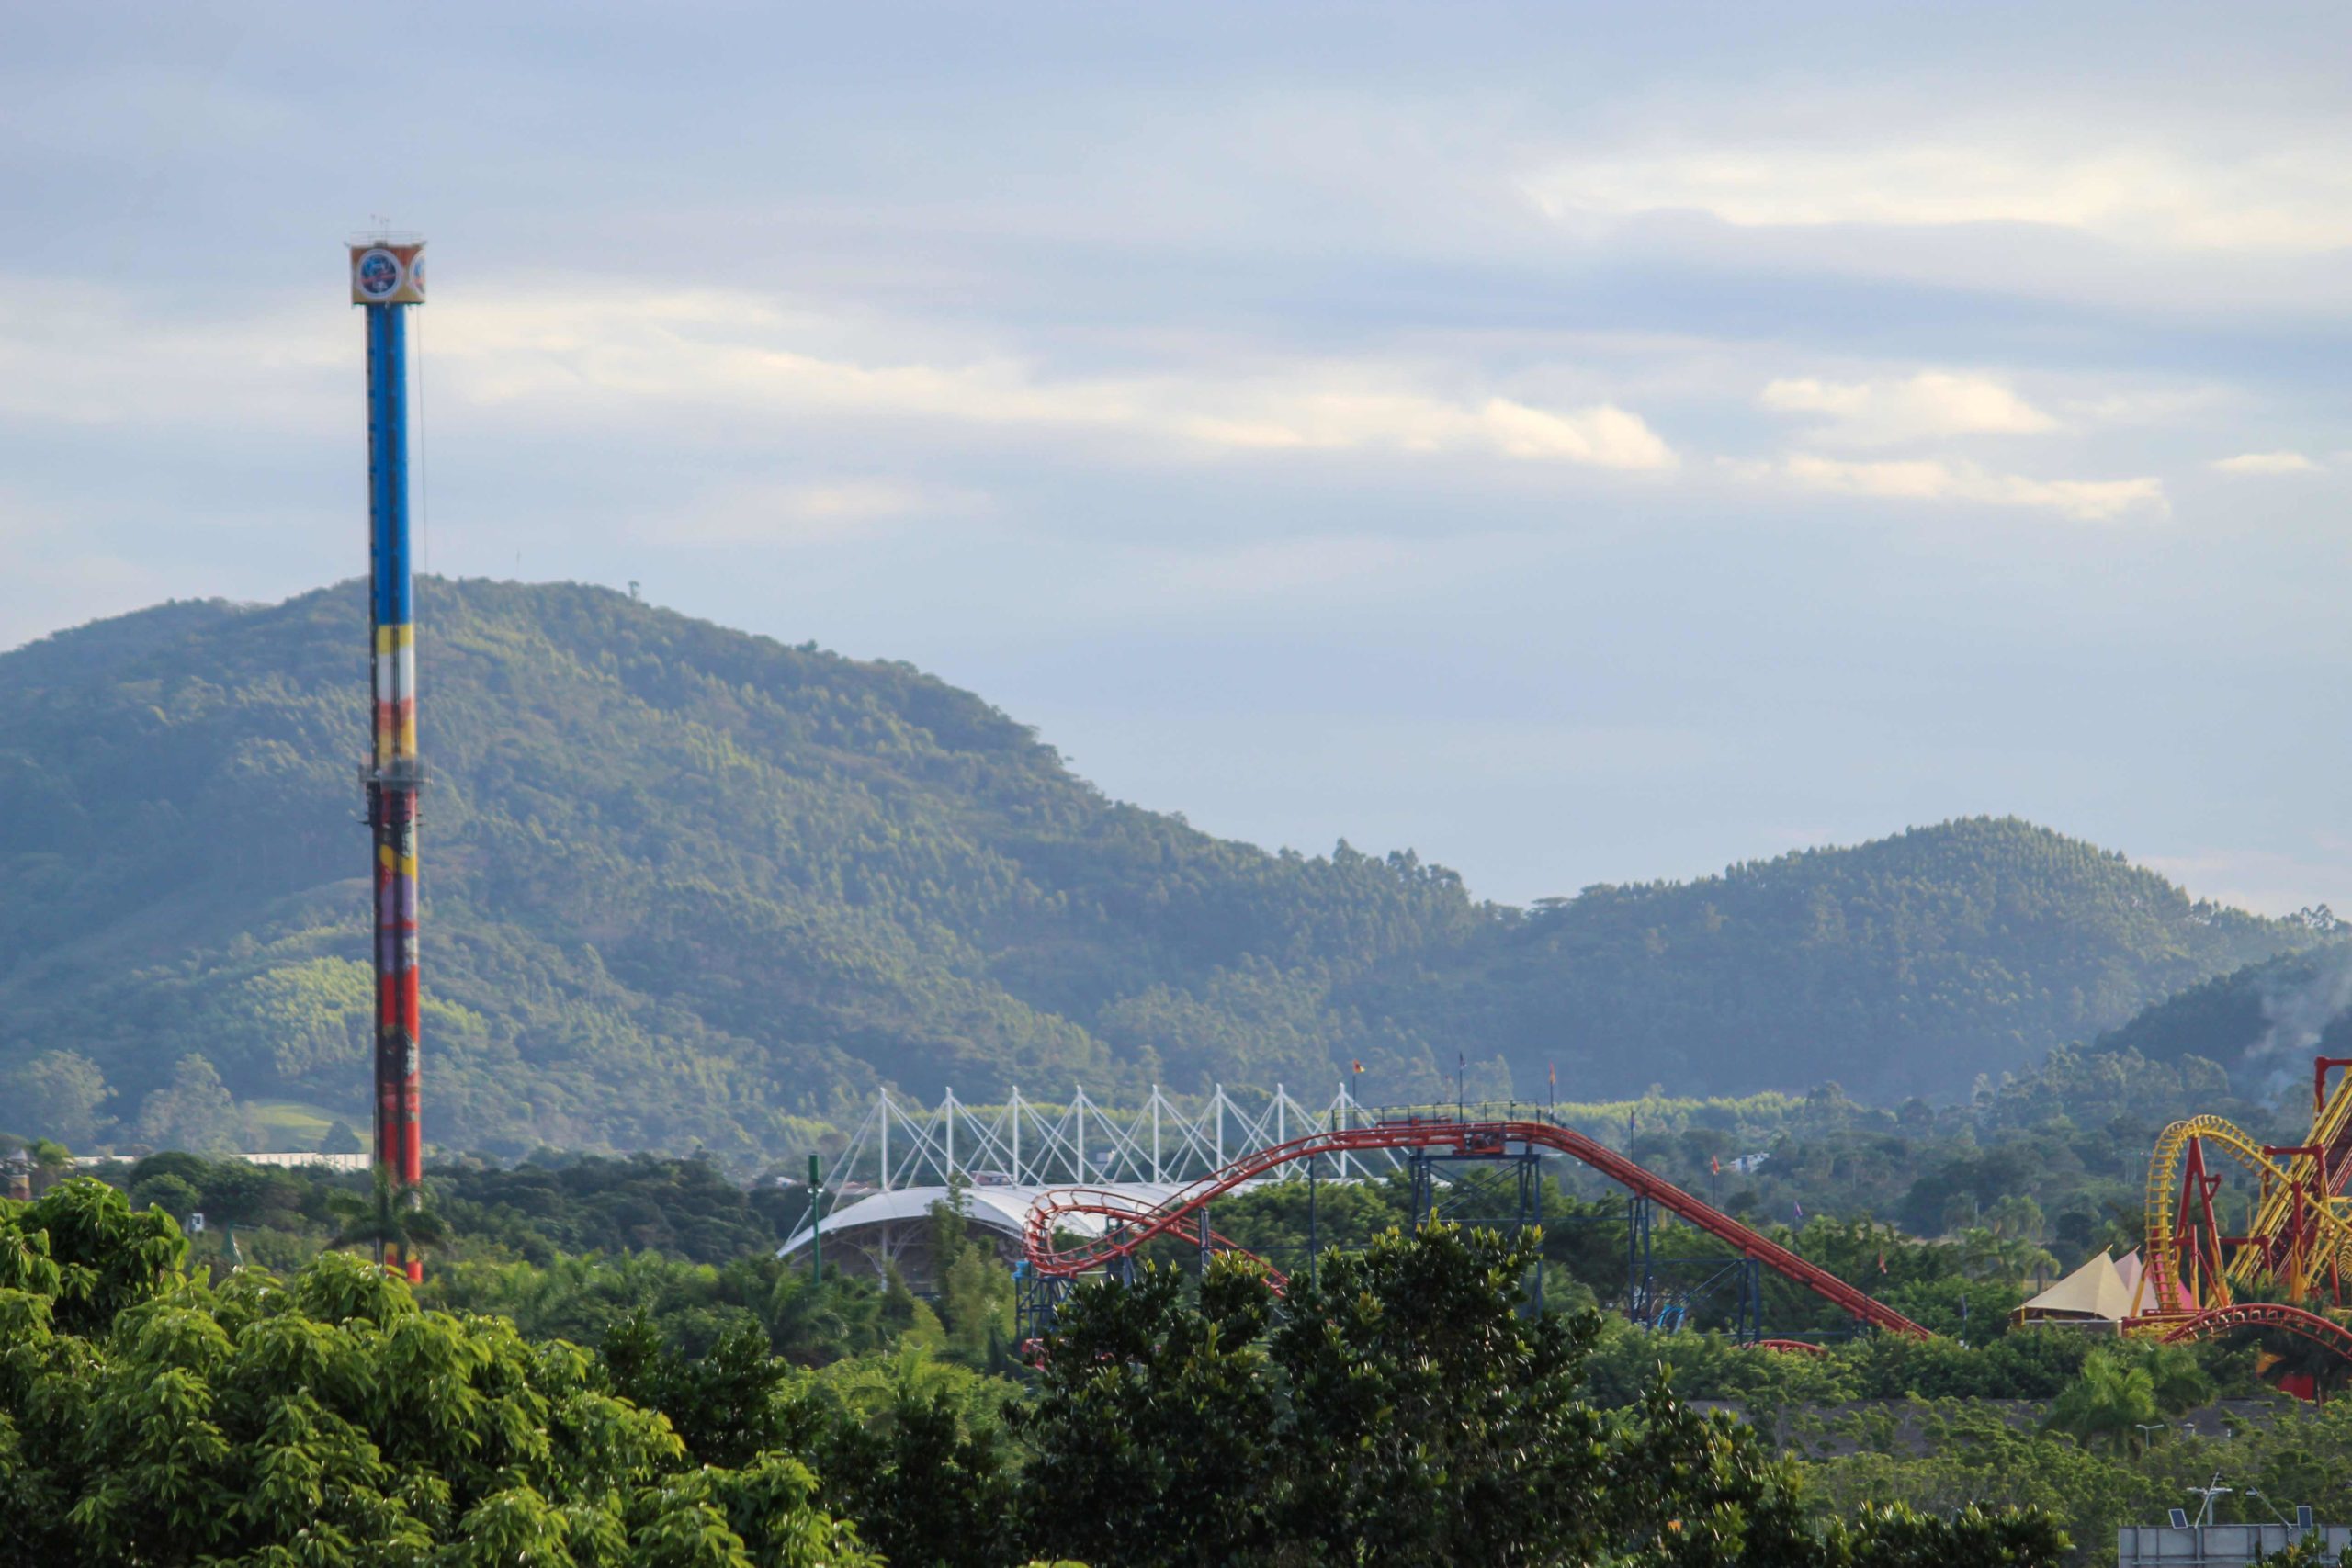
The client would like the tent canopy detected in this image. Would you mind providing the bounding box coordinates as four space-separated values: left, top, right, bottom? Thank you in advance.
2013 1249 2133 1323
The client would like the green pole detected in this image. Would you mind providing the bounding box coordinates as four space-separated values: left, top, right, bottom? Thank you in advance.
808 1153 824 1280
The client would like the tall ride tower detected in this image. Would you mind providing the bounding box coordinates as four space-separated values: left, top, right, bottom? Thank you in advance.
351 234 428 1279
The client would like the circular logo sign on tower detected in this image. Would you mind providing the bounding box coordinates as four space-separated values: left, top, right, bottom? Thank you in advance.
354 248 403 300
348 239 428 305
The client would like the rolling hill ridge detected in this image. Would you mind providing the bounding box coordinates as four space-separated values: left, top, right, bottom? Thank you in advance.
0 580 2320 1154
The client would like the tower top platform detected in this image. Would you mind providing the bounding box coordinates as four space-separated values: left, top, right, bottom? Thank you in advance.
349 237 427 305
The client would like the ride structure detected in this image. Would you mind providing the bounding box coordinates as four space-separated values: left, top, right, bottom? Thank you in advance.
2127 1054 2352 1388
351 233 429 1280
1016 1106 1932 1348
2136 1055 2352 1319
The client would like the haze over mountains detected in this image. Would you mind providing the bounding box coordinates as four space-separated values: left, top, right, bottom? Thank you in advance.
0 581 2326 1156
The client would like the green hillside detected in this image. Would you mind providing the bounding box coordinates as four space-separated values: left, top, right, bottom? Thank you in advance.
0 581 2319 1155
2088 936 2352 1095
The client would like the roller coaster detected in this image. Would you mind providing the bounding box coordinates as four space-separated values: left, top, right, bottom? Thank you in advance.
1020 1110 1933 1340
1014 1061 2352 1383
2127 1055 2352 1382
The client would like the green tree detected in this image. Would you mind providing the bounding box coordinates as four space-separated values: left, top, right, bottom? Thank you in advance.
326 1164 448 1269
132 1054 248 1156
2044 1349 2162 1452
1017 1224 2068 1567
2 1053 109 1146
0 1178 876 1566
1017 1254 1284 1566
929 1190 1013 1370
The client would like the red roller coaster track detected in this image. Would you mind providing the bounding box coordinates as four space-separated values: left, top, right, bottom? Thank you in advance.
1023 1116 1932 1339
2155 1301 2352 1364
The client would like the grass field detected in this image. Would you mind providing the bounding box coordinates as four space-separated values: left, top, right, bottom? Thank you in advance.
246 1100 356 1154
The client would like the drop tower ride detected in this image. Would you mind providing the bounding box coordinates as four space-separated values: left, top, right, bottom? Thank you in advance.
350 235 427 1279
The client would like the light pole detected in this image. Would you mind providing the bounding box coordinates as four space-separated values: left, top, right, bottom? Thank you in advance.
2188 1472 2233 1527
808 1154 825 1281
2245 1488 2293 1529
2134 1423 2166 1453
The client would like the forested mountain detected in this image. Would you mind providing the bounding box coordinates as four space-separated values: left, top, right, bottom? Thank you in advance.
2089 937 2352 1096
0 581 2321 1155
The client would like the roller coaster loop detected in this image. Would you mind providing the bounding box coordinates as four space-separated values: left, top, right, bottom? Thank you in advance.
2142 1111 2352 1314
1023 1114 1932 1339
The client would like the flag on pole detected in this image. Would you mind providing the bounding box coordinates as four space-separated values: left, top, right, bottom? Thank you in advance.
1350 1059 1363 1076
1877 1251 1888 1275
1792 1201 1804 1224
1710 1155 1721 1176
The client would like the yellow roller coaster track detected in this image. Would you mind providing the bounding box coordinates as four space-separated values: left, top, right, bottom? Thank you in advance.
2142 1112 2352 1314
2233 1073 2352 1286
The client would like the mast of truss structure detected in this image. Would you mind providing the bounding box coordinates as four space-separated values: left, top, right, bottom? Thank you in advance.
351 232 428 1280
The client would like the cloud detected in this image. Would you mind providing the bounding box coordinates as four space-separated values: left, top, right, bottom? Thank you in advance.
1521 139 2352 253
1179 389 1673 469
655 479 986 547
0 277 1676 479
1759 371 2058 446
2211 450 2321 475
427 288 1677 472
1768 453 2165 522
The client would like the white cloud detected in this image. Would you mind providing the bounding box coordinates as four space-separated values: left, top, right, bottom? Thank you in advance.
426 288 1677 472
655 479 986 547
2211 450 2321 475
1770 453 2165 522
0 277 1677 477
1521 139 2352 254
1759 371 2058 446
1179 389 1672 468
0 278 342 433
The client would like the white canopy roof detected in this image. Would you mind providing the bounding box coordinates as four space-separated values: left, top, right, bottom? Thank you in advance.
778 1180 1215 1257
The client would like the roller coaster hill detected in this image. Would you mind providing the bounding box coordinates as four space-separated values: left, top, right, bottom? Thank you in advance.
1012 1104 1939 1348
785 1086 1937 1346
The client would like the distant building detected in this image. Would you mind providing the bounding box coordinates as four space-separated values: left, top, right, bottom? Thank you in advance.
2119 1519 2346 1565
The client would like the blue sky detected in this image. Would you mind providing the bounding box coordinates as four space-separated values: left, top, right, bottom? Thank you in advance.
6 2 2350 911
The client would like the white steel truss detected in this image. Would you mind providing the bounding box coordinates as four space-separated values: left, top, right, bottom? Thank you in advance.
815 1083 1392 1215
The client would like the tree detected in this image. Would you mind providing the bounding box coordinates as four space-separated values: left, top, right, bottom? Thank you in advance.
2 1053 109 1146
929 1190 1013 1370
132 1054 248 1156
1017 1254 1285 1567
601 1311 815 1471
24 1140 74 1191
1016 1224 2069 1567
1272 1224 1616 1563
0 1178 877 1566
326 1164 448 1269
2044 1349 2161 1452
817 1375 1013 1568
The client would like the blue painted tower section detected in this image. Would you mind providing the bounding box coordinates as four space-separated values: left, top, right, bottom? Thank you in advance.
367 303 413 630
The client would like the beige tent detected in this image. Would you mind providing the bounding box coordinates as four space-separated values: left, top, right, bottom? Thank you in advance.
2011 1249 2133 1326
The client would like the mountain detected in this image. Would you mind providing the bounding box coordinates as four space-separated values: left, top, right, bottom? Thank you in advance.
0 581 2320 1155
2086 939 2352 1099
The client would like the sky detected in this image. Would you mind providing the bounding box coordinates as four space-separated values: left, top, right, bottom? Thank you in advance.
5 1 2350 913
